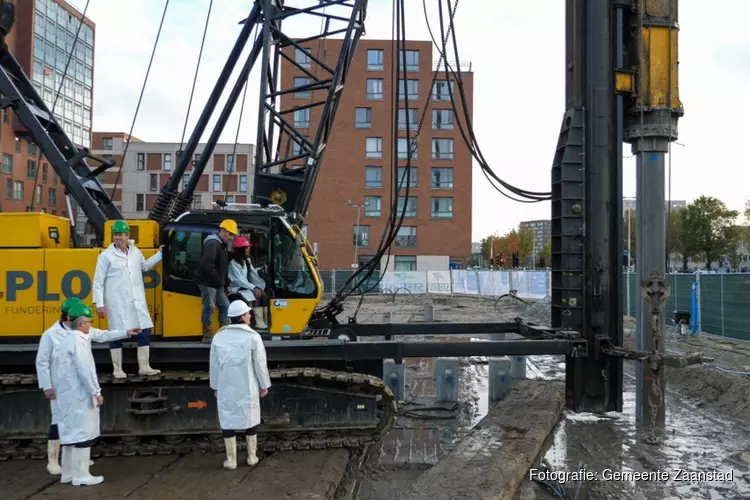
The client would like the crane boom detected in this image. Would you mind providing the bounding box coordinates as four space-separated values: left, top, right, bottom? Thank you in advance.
148 0 368 224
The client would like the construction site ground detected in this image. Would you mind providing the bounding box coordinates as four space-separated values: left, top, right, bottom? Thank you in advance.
2 295 749 500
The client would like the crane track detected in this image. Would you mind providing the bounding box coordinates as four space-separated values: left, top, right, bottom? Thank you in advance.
0 367 398 460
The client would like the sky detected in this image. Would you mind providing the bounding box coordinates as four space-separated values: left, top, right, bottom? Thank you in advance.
65 0 750 241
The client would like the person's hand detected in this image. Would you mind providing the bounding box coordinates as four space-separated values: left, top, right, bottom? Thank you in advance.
253 288 262 300
44 388 56 400
95 395 104 407
126 328 141 336
159 245 165 253
96 307 106 318
225 287 231 296
260 389 269 398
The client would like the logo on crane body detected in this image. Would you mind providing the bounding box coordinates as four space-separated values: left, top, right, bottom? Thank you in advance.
270 189 287 206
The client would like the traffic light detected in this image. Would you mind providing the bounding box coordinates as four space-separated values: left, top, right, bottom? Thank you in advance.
511 252 519 268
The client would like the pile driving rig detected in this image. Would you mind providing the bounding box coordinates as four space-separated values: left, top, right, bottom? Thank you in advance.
0 0 582 459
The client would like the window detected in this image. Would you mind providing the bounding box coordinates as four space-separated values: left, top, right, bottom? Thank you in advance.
364 196 381 217
36 185 42 205
213 174 221 191
365 137 382 158
398 79 419 100
397 137 418 159
29 143 39 156
431 197 453 218
42 164 48 182
432 138 454 159
396 166 418 188
397 196 417 217
102 137 113 149
163 152 172 171
395 226 417 248
355 107 372 128
227 154 235 172
367 49 384 70
399 50 419 71
294 77 312 98
397 108 418 130
226 195 235 203
366 78 383 100
136 193 145 212
292 137 307 156
13 181 24 200
293 108 310 128
26 160 37 179
15 137 21 153
431 167 454 188
5 178 11 199
192 194 202 209
48 187 57 206
150 173 158 191
394 255 417 271
432 109 454 130
239 174 248 192
353 225 370 247
432 80 454 101
295 47 312 69
1 153 12 174
194 153 202 165
365 166 382 188
136 152 145 170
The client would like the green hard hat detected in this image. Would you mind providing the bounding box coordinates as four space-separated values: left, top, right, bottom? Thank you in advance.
61 297 82 313
112 220 130 234
68 303 93 319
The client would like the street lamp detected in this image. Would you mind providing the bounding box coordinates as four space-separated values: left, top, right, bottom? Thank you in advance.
346 199 369 268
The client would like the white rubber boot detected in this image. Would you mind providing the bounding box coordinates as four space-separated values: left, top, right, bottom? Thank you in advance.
246 435 259 466
46 439 61 475
110 348 127 379
137 346 161 376
60 446 73 484
253 307 268 329
71 447 103 486
223 437 237 470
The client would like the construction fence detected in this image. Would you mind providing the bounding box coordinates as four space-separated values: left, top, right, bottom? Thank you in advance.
318 269 750 342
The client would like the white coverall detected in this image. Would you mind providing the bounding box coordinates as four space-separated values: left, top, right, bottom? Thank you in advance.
228 259 266 303
51 330 103 446
36 321 129 423
209 324 271 430
92 241 162 330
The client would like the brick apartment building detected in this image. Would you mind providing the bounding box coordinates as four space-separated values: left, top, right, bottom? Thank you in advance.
90 132 254 222
279 39 473 271
1 0 94 217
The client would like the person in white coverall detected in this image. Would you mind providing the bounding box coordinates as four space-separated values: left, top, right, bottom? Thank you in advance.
93 219 163 379
209 300 271 470
35 297 138 476
51 303 107 486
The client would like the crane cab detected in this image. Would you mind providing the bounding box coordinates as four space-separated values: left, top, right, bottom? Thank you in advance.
159 204 323 339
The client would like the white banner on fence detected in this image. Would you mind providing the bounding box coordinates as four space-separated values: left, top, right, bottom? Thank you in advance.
378 270 551 299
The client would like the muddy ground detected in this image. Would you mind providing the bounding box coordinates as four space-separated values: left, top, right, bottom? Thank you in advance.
2 294 749 499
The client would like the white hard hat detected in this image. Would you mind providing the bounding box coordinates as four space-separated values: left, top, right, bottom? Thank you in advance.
227 300 251 318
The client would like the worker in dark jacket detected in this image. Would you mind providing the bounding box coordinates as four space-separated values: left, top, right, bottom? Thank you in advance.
195 219 238 343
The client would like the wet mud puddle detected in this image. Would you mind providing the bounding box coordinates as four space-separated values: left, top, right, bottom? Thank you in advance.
528 355 750 499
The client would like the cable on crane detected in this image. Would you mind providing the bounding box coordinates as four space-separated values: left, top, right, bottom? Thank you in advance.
429 0 551 202
178 0 214 154
27 0 91 213
109 0 171 201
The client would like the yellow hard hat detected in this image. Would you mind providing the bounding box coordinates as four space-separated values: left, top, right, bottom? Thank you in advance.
219 219 239 235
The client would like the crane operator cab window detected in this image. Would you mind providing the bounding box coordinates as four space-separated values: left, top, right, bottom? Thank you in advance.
160 219 318 300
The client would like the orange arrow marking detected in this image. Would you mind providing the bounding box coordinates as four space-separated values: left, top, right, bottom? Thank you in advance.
188 400 208 409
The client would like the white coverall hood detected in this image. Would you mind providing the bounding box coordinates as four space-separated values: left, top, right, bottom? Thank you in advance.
209 324 271 430
92 242 162 330
50 330 102 445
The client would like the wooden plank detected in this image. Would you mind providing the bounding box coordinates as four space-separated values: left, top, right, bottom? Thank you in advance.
401 380 565 500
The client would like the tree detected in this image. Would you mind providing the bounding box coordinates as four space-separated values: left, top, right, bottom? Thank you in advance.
680 196 739 269
517 226 535 266
539 240 551 268
666 207 689 271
